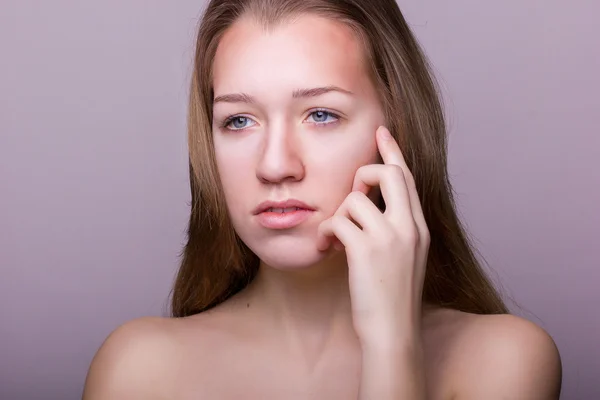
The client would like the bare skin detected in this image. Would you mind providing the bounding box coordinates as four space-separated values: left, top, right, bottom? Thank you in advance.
83 14 561 400
83 303 560 399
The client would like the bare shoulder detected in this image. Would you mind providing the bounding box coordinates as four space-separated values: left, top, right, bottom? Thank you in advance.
82 308 243 400
82 316 184 400
427 309 562 399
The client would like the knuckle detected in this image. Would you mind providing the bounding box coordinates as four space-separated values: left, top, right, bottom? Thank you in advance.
422 227 431 244
355 164 371 176
331 215 345 228
405 170 416 188
381 232 398 249
400 225 420 246
336 197 351 213
387 164 405 180
375 226 398 247
347 190 367 206
348 190 363 201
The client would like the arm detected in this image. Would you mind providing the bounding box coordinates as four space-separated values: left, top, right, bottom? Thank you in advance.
357 313 562 400
358 334 426 400
317 126 429 399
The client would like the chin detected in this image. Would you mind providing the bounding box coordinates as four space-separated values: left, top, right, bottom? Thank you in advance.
244 235 327 270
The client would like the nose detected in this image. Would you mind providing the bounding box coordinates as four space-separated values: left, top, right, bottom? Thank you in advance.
256 126 305 184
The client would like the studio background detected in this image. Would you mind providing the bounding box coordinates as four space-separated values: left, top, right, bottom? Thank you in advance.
1 1 598 399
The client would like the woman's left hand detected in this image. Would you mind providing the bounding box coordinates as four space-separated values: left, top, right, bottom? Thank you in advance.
316 126 430 345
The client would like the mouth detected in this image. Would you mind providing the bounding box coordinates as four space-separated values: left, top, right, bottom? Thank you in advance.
253 199 315 215
253 199 316 230
264 206 305 213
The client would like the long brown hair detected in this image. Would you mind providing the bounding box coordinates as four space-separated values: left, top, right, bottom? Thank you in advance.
171 0 508 317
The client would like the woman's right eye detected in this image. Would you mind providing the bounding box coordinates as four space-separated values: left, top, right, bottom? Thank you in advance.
224 116 255 131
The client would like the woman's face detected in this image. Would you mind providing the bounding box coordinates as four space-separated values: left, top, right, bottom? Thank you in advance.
212 14 385 270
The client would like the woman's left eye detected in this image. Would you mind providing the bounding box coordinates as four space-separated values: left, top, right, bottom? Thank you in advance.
306 110 339 125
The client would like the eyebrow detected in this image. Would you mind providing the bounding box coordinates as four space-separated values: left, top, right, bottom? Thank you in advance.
213 85 354 104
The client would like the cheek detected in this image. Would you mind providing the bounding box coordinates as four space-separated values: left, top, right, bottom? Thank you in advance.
214 142 254 213
318 128 379 174
309 131 379 207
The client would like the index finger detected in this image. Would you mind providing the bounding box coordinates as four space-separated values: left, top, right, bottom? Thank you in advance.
376 126 429 241
376 126 408 168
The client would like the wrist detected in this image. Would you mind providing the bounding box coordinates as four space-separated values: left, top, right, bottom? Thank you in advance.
357 319 422 352
360 332 422 358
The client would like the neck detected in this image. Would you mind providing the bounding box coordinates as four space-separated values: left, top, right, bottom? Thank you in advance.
239 250 358 357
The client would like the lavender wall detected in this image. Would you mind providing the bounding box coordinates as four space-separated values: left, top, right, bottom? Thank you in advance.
1 1 598 399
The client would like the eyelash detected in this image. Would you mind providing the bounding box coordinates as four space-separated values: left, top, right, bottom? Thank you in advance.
221 109 341 132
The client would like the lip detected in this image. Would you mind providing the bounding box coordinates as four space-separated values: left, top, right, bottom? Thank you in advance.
253 199 316 230
252 199 315 215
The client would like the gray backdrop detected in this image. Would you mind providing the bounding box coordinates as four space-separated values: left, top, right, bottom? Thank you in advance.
1 1 598 399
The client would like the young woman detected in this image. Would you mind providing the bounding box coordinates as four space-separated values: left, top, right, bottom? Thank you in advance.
83 0 562 398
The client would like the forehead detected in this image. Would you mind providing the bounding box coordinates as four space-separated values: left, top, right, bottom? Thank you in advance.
212 14 372 97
